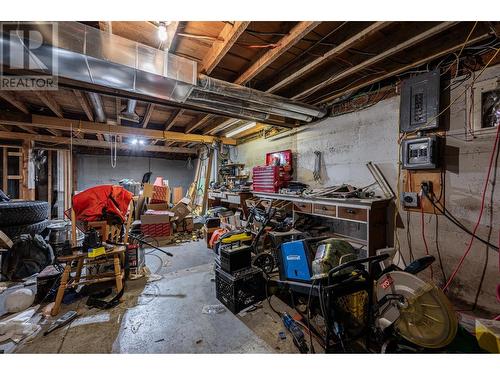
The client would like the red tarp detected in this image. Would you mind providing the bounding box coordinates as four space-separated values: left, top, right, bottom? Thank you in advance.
72 185 133 223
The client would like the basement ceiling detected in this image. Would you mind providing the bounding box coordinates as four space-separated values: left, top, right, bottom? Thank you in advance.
0 21 498 157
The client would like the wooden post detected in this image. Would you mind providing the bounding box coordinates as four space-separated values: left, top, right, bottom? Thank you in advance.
47 151 52 219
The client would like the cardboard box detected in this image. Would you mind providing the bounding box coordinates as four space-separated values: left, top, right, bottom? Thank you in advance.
141 211 174 224
176 216 194 233
143 183 170 203
141 223 171 237
171 197 192 221
146 203 170 211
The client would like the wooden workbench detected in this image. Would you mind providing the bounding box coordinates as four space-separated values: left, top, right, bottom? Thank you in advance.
207 190 253 218
252 191 391 256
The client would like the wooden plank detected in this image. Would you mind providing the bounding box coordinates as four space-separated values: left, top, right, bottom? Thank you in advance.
73 90 94 122
164 109 184 131
234 22 321 85
0 91 29 114
172 187 183 204
33 91 64 118
265 22 390 93
142 103 155 128
2 148 7 193
48 150 52 219
314 32 492 105
199 21 250 74
186 114 216 134
206 119 240 135
293 22 458 100
0 130 199 155
0 114 237 145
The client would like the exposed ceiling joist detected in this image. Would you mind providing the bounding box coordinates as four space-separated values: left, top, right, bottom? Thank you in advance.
265 21 391 93
199 21 251 74
0 130 197 155
314 32 492 105
0 91 30 114
0 114 237 145
186 114 216 134
293 21 458 100
206 118 239 135
73 90 94 122
142 103 155 128
164 109 184 131
234 21 321 85
34 91 64 118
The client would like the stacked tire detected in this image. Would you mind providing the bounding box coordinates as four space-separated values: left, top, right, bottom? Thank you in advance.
0 201 49 239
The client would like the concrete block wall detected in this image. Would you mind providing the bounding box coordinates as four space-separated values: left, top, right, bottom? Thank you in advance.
76 154 195 196
231 65 500 314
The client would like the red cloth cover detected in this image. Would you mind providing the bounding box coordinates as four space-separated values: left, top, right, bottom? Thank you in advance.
72 185 133 223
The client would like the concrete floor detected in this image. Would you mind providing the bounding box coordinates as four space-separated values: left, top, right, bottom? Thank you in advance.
9 240 303 354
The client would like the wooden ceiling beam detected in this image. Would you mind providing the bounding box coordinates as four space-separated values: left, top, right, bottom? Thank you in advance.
314 32 492 105
265 21 391 93
0 91 30 114
0 130 197 155
142 104 155 128
199 21 250 75
33 91 64 118
0 114 237 145
73 90 94 122
293 21 458 100
234 21 321 85
185 114 216 134
164 109 184 131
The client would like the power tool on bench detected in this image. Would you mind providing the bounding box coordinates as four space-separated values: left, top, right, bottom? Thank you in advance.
282 312 309 353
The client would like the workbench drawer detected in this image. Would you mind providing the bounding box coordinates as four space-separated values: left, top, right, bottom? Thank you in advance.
338 207 367 222
313 203 337 217
294 202 312 214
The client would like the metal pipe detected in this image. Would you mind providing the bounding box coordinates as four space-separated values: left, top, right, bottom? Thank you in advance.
197 74 327 119
87 92 106 123
189 89 313 122
121 99 140 123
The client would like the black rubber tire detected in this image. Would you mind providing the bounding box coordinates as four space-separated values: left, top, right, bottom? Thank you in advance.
0 200 49 226
0 219 49 240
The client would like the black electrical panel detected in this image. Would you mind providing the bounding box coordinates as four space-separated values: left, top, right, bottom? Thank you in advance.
402 136 438 170
400 70 440 133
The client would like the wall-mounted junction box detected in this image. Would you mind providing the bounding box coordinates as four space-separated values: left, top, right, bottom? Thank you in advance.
402 135 438 170
399 70 440 133
401 192 419 208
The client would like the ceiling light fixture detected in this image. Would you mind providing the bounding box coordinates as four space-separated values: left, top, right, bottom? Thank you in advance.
225 122 257 138
131 138 138 145
158 22 168 42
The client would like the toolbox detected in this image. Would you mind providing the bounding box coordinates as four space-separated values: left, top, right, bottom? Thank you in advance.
215 266 265 314
219 244 252 274
252 165 291 193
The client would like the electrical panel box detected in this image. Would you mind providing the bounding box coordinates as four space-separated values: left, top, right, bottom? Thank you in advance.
402 136 438 170
400 70 440 133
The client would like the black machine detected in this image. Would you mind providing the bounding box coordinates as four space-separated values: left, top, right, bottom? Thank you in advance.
215 266 265 314
220 245 252 274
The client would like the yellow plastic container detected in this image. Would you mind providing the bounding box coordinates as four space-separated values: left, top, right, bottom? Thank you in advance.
475 319 500 353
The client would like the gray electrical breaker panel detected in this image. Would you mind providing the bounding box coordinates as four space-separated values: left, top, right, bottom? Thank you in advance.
402 136 438 170
399 70 440 133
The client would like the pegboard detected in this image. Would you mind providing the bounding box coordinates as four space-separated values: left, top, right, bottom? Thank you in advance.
402 169 444 214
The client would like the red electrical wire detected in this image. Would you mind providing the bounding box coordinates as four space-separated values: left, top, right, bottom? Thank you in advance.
443 122 500 292
420 202 433 280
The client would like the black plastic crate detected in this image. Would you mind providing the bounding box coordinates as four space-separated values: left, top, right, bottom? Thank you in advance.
215 267 265 314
